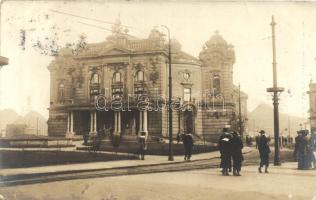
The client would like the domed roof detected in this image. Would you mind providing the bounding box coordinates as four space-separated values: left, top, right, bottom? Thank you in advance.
205 31 228 48
148 28 165 39
170 39 182 52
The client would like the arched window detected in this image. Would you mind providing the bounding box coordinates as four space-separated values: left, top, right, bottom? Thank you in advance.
113 72 121 83
58 83 65 102
90 73 100 96
91 73 100 84
136 70 144 82
212 75 221 94
183 88 191 102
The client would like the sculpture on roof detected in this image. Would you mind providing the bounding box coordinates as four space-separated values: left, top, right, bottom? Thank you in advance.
112 17 123 35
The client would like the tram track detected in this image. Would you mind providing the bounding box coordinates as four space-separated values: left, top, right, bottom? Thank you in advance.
0 150 293 187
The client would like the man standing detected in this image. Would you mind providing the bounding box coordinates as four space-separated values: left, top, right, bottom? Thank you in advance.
218 128 233 176
309 131 316 169
294 131 302 165
183 132 194 161
258 130 271 173
231 131 244 176
138 132 147 160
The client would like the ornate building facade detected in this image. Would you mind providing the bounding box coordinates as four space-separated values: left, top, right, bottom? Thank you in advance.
47 23 247 141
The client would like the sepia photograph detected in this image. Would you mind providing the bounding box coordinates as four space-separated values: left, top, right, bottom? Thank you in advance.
0 0 315 199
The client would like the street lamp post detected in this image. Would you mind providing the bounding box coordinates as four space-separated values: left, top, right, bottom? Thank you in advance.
160 25 174 161
266 16 284 166
238 83 243 139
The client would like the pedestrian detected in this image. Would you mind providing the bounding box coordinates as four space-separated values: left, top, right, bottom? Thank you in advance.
258 130 271 173
218 128 233 176
177 132 181 144
138 132 147 160
294 131 302 164
300 130 310 169
231 131 244 176
309 131 316 169
183 132 194 161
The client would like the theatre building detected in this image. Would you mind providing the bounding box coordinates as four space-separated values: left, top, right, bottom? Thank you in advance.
47 23 247 141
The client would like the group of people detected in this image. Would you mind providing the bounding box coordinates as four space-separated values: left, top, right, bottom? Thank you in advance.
218 128 271 176
294 130 316 170
218 128 244 176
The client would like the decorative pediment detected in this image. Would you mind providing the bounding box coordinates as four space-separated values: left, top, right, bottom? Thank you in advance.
98 47 130 56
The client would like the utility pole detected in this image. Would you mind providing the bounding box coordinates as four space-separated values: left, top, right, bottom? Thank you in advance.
238 83 243 139
36 117 39 136
267 16 284 166
160 25 174 161
288 116 291 138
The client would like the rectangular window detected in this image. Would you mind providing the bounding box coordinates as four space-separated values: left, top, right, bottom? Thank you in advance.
183 88 191 102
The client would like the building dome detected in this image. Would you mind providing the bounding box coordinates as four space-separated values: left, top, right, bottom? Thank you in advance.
170 39 182 52
199 31 235 66
148 28 164 39
205 31 228 48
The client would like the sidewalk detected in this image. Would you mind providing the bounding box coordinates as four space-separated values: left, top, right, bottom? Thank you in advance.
0 147 251 177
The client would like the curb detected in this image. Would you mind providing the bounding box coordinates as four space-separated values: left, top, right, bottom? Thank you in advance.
0 149 252 182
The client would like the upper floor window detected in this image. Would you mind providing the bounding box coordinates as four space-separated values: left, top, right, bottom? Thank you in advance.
183 88 191 102
212 75 221 94
113 72 122 83
91 73 100 84
135 70 144 82
58 83 65 102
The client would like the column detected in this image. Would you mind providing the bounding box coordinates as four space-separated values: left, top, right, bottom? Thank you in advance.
67 112 70 133
138 111 148 135
114 112 117 133
139 111 143 133
114 111 121 135
90 111 96 134
70 111 74 133
143 110 148 135
66 111 75 138
118 112 121 133
94 111 97 132
132 115 136 135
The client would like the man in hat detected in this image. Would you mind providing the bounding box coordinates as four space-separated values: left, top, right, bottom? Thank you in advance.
231 131 244 176
138 132 148 160
258 130 271 173
218 127 233 175
183 132 194 161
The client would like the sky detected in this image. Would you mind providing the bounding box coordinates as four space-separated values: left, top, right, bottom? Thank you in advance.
0 0 315 119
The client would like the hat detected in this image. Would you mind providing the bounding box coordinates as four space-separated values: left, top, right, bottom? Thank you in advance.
259 130 265 134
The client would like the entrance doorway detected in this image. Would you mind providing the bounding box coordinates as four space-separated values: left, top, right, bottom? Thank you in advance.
183 109 194 134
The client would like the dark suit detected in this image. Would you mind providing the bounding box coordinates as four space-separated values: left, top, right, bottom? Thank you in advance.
258 134 271 167
183 134 194 160
218 132 233 170
232 134 244 172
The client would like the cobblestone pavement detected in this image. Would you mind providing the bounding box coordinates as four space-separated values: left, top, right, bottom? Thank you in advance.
0 162 315 200
0 147 295 186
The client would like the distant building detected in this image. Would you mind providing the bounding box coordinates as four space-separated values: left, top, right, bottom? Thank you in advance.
308 82 316 132
6 124 27 137
47 21 247 141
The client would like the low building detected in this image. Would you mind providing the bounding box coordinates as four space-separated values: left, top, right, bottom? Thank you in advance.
6 124 27 137
47 21 247 141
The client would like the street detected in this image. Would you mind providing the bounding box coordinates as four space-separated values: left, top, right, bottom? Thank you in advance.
0 162 315 200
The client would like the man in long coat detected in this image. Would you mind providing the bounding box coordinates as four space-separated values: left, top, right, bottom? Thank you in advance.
231 131 244 176
258 130 271 173
183 132 194 161
218 128 233 176
138 132 147 160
